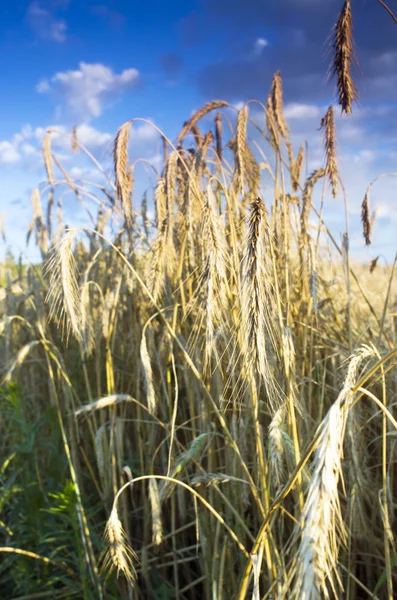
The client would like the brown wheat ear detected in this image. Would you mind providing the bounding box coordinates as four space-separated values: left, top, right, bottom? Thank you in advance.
113 121 134 228
320 105 338 198
330 0 359 115
270 71 289 139
361 192 371 245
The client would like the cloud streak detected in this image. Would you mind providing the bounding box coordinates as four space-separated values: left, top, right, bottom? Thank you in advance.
27 1 68 43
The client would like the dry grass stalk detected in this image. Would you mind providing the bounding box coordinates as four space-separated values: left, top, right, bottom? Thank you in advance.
191 473 236 487
80 280 95 356
330 0 359 115
101 506 137 585
149 218 168 300
45 229 83 342
199 187 228 369
154 177 167 228
236 106 248 194
75 395 133 417
300 169 326 246
140 328 156 414
72 126 78 153
148 478 163 546
2 341 41 385
32 187 49 256
293 145 305 192
369 256 379 273
43 131 54 187
159 433 212 502
165 151 179 236
266 94 280 148
113 121 134 227
361 192 371 245
321 106 338 198
292 346 374 599
268 406 286 489
177 100 228 142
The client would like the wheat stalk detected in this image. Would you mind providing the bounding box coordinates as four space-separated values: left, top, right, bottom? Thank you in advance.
177 100 228 142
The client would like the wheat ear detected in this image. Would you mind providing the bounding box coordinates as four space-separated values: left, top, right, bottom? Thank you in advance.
321 106 338 198
292 346 375 599
330 0 359 115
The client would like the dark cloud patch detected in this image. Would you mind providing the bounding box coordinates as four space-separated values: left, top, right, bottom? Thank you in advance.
160 53 183 79
178 12 203 47
10 197 24 207
91 5 126 27
195 0 397 105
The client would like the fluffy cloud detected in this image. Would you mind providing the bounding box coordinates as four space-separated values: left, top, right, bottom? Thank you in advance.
284 103 321 120
37 62 140 121
27 1 67 43
253 38 268 55
0 142 21 165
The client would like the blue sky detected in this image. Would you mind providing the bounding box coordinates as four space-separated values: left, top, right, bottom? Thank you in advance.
1 0 397 263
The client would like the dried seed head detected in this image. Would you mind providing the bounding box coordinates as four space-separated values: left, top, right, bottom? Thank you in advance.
72 126 78 153
292 346 375 599
148 478 163 546
114 121 134 227
330 0 359 115
293 144 304 192
270 71 289 139
177 100 228 143
101 506 137 585
369 256 379 273
215 112 223 162
44 229 82 342
242 197 280 407
43 131 54 187
320 105 338 198
361 191 371 245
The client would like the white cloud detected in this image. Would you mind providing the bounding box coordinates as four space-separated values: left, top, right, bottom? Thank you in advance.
0 122 114 171
74 124 112 149
37 62 140 121
0 142 21 165
284 103 321 120
27 2 67 43
131 122 159 144
254 38 269 55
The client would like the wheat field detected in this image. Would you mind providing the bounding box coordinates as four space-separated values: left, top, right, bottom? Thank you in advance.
1 5 397 598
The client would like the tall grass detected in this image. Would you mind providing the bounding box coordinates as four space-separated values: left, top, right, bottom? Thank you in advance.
1 74 396 599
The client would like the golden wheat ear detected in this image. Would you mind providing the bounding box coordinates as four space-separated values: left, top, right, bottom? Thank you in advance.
320 105 339 198
329 0 359 115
